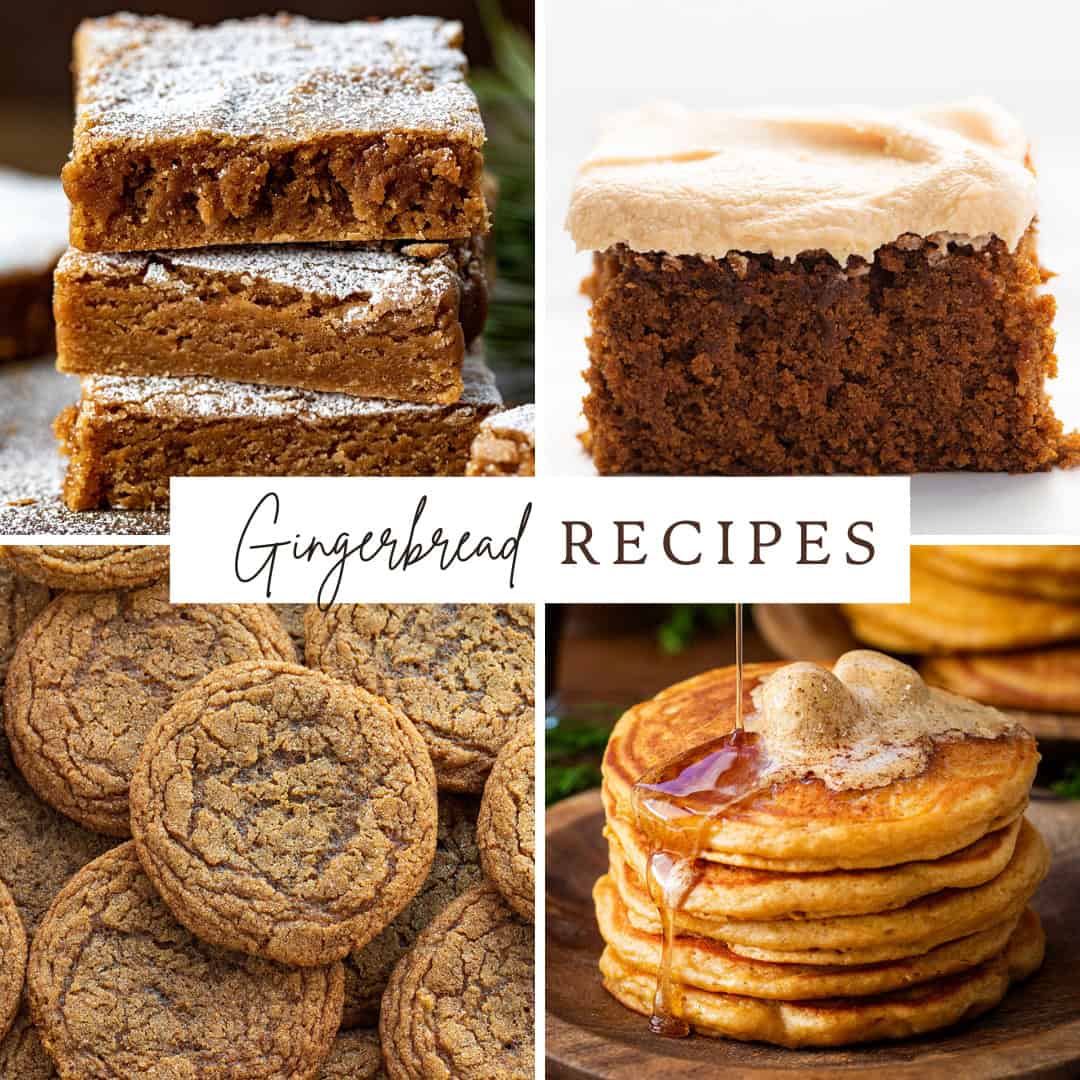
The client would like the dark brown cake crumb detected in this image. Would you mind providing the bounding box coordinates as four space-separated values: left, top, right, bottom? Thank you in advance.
583 228 1068 475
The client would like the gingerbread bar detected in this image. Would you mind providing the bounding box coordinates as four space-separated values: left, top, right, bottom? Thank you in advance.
567 101 1066 475
0 170 69 360
64 14 488 252
56 346 502 509
55 239 487 402
466 404 535 476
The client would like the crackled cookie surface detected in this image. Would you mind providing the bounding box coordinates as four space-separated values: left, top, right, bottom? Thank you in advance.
27 844 343 1080
3 585 294 836
131 661 438 967
306 605 534 791
0 1006 57 1080
0 879 26 1046
479 725 535 921
273 604 309 658
0 733 116 936
318 1028 385 1079
380 883 533 1080
343 794 482 1026
0 545 168 591
0 565 50 684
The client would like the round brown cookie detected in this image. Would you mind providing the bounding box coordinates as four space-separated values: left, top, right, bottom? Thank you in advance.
318 1029 385 1079
27 843 344 1080
305 605 534 792
343 794 483 1027
130 660 438 968
0 879 27 1045
380 883 534 1080
0 732 115 937
0 1006 57 1080
478 725 535 921
4 585 295 836
0 546 169 592
0 564 50 685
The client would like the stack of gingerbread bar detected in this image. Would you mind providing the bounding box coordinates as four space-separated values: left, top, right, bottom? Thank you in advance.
50 13 504 510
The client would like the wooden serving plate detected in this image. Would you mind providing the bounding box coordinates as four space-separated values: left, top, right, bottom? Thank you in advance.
752 605 1080 746
546 790 1080 1079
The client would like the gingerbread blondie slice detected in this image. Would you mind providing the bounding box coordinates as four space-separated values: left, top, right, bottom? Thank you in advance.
0 170 68 360
55 240 486 402
466 405 535 476
64 14 488 252
55 346 502 510
567 101 1068 475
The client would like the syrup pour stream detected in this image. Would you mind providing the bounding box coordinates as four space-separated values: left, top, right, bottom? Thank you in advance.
631 603 774 1038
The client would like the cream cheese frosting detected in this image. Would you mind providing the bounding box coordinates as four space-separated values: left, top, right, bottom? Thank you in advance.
566 99 1037 263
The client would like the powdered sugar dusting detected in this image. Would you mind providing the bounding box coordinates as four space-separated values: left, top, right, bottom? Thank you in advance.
59 242 463 318
74 13 484 146
482 403 534 438
0 170 69 278
80 344 500 421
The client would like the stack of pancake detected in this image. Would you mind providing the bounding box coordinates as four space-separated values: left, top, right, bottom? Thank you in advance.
846 546 1080 731
596 651 1048 1048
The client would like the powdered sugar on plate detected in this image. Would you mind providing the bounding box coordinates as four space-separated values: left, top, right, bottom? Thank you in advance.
74 14 484 146
0 170 69 278
0 357 167 536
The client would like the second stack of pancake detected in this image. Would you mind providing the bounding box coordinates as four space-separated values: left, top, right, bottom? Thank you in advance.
846 546 1080 734
596 650 1048 1048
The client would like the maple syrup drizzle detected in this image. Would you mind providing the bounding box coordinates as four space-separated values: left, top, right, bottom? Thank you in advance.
631 603 773 1038
734 602 744 733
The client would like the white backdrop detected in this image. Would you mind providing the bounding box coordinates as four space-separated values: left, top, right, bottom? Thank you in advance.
540 0 1080 536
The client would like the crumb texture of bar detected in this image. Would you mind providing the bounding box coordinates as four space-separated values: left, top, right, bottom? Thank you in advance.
56 350 502 509
64 14 488 251
583 231 1062 475
54 240 487 401
0 170 69 359
466 404 535 476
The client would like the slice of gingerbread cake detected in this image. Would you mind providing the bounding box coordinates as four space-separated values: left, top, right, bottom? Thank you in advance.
567 100 1071 475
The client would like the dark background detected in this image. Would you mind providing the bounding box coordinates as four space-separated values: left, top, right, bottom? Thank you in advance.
0 0 534 172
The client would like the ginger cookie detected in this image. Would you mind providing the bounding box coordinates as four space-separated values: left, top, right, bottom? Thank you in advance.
0 1006 56 1080
130 660 438 968
343 794 483 1027
3 585 294 836
305 605 534 792
0 564 49 684
274 604 309 657
380 883 534 1080
27 843 343 1080
0 545 169 591
0 732 115 937
318 1029 385 1079
478 725 535 921
0 879 27 1046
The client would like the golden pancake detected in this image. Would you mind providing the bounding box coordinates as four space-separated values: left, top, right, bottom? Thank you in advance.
609 821 1048 964
923 645 1080 713
606 813 1021 921
599 908 1044 1049
916 545 1080 601
844 560 1080 654
594 873 1021 1000
602 662 1038 870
